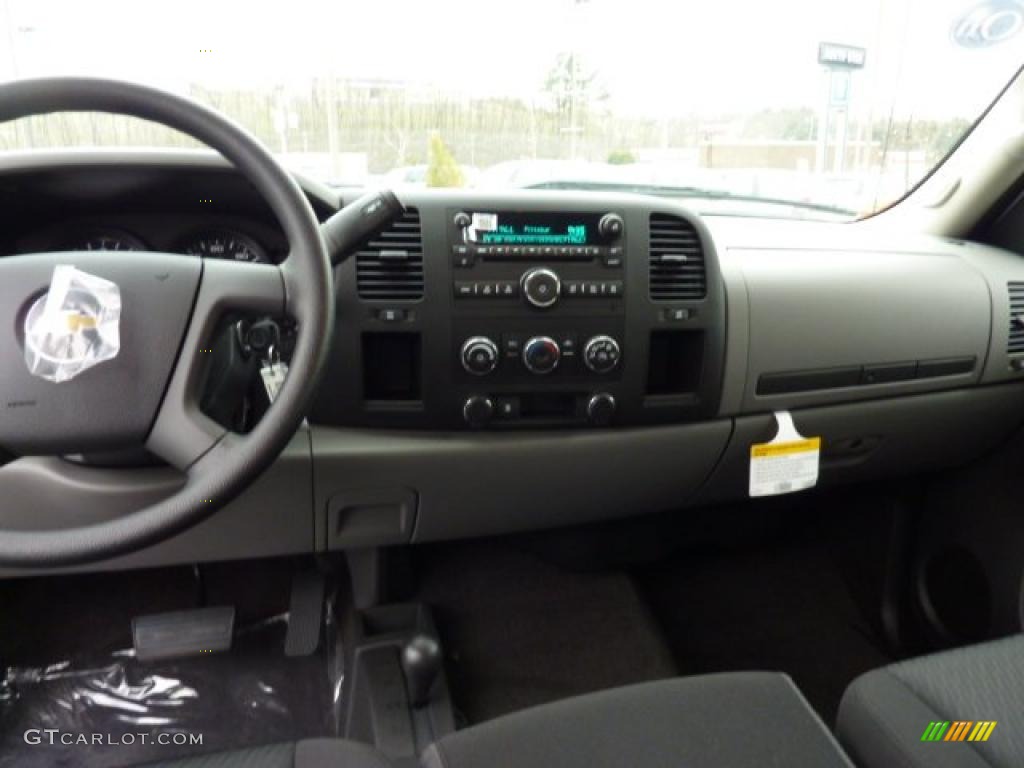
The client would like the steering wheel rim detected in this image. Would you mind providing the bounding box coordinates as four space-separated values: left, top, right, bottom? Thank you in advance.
0 77 333 566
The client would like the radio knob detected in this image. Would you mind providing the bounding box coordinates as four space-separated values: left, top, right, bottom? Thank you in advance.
522 336 561 374
521 267 561 309
461 336 499 375
587 393 617 426
463 395 494 427
453 211 472 228
583 335 621 373
598 213 624 239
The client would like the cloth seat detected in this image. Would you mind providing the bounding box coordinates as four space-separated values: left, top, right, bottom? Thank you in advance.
837 634 1024 768
142 672 852 768
423 672 851 768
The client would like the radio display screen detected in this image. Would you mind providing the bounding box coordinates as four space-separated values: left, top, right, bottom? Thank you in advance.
466 212 602 247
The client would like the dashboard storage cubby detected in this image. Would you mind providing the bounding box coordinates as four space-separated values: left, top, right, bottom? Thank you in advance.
646 330 704 396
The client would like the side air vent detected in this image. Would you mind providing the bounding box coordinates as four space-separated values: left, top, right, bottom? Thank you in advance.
1009 281 1024 356
649 213 706 300
356 208 424 301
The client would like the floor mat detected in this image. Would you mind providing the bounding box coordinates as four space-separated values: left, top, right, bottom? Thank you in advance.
0 616 333 768
0 560 335 768
636 514 892 725
415 541 678 724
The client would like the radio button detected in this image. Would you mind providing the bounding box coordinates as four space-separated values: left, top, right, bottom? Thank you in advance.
521 267 561 308
606 281 623 297
564 280 582 297
455 282 476 298
604 247 624 267
461 336 500 375
584 335 621 373
523 336 561 374
497 281 518 297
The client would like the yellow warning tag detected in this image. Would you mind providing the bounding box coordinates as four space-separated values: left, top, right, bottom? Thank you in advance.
750 412 821 497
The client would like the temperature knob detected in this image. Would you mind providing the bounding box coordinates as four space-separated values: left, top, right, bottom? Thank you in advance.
522 336 561 374
521 268 561 308
583 335 621 373
461 336 499 375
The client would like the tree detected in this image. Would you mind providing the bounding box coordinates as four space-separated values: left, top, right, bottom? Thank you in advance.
607 149 635 164
425 133 465 188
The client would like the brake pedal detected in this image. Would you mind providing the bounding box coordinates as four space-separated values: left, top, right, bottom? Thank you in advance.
132 606 235 661
285 569 325 657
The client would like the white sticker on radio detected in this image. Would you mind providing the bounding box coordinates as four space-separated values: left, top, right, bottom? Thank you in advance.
749 411 821 497
471 212 497 231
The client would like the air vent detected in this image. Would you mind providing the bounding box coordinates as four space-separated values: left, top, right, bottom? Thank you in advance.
1009 281 1024 356
356 208 424 301
648 213 706 300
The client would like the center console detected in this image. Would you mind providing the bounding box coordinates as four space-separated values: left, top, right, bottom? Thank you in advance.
312 191 726 431
450 208 627 427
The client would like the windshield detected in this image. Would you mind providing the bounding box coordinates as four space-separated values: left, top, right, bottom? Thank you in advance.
1 0 1021 220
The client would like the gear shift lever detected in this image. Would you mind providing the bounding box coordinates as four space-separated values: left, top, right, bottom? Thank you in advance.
401 634 442 709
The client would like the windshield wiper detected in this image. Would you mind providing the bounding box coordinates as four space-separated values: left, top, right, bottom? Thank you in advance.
525 180 855 218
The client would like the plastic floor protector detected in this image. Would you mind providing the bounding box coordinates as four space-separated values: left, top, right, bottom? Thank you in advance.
0 615 336 768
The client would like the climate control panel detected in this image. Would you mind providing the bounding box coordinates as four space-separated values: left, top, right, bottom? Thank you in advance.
458 333 623 378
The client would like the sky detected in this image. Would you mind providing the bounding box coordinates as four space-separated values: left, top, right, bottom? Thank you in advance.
1 0 1021 122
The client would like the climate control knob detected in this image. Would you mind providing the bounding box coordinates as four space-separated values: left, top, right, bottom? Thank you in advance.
587 393 617 426
521 268 561 309
461 336 499 375
522 336 561 374
583 335 621 373
463 395 494 427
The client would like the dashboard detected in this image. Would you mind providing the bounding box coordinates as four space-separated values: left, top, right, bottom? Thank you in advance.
3 151 1024 574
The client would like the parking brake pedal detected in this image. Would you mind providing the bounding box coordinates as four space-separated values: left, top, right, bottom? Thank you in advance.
132 606 235 661
285 570 325 657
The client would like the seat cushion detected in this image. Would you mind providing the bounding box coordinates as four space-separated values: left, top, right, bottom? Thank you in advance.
837 634 1024 768
139 738 392 768
422 673 852 768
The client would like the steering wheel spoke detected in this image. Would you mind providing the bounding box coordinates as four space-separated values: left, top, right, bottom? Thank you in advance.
146 259 286 471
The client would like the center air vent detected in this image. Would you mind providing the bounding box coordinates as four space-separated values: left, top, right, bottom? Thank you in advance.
649 213 706 300
356 208 424 301
1008 281 1024 356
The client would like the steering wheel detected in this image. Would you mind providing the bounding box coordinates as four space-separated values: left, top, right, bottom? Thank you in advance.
0 78 333 566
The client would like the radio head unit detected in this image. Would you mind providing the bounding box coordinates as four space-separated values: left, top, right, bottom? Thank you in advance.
465 211 603 247
455 210 625 257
